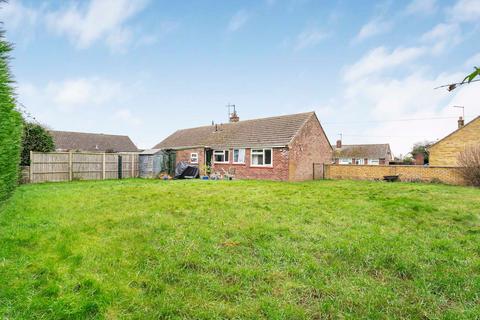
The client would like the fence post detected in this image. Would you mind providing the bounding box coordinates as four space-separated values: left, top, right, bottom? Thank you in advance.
102 153 106 180
118 155 122 179
69 151 73 181
30 151 33 183
312 163 315 180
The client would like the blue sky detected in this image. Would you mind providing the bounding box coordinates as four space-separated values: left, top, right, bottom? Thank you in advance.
1 0 479 155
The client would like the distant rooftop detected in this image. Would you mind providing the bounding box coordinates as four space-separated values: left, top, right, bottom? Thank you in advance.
335 144 392 159
50 130 138 152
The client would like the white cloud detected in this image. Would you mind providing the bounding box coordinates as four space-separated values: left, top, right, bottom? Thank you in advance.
45 78 124 111
114 109 142 126
354 18 392 43
405 0 437 15
449 0 480 22
294 28 329 51
421 23 462 54
0 0 38 29
45 0 149 50
227 9 250 32
17 77 145 146
465 52 480 67
344 46 426 82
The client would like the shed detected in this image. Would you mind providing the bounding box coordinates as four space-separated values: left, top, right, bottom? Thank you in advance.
139 149 172 178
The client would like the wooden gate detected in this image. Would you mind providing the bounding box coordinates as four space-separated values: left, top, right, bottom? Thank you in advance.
312 163 325 180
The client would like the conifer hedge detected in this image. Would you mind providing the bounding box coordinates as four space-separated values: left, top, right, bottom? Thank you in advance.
0 30 22 204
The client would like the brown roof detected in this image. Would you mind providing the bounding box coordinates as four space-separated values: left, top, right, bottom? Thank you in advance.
335 144 392 159
428 116 480 150
50 130 138 152
154 112 319 149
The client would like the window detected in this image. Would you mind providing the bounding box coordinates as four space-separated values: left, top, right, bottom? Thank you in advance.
355 159 365 165
251 148 272 166
368 159 379 165
339 158 352 165
233 149 245 164
190 153 198 164
214 150 229 163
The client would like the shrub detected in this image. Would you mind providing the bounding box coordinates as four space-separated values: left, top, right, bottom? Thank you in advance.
0 31 22 204
457 145 480 187
20 122 55 166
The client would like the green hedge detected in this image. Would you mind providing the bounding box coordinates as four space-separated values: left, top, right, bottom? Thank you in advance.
0 32 22 204
21 122 54 166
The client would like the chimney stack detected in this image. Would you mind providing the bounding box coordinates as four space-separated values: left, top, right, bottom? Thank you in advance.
458 116 464 129
229 110 239 122
336 140 342 148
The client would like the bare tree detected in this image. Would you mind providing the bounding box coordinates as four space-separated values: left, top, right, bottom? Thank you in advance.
457 144 480 187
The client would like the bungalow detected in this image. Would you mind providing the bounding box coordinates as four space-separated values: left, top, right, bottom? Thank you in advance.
49 130 138 152
429 116 480 166
334 140 392 165
153 111 333 181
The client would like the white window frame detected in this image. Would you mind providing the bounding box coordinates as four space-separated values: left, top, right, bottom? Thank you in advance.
368 159 380 165
339 158 352 165
233 148 246 164
250 148 273 167
213 150 229 163
355 158 365 165
190 152 199 164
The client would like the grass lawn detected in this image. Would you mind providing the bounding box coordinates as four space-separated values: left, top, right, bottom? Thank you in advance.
1 179 480 319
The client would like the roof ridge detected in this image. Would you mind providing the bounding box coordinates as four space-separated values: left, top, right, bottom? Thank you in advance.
49 130 130 137
172 111 315 132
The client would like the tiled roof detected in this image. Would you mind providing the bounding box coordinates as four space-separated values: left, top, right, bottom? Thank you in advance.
154 112 316 149
335 144 392 159
50 130 138 152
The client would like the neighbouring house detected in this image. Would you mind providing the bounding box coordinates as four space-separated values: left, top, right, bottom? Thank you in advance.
334 140 392 165
429 116 480 166
153 111 333 181
49 130 138 152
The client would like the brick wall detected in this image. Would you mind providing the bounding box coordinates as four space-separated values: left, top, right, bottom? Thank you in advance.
175 148 205 167
212 148 289 181
429 117 480 166
288 114 333 181
324 164 464 185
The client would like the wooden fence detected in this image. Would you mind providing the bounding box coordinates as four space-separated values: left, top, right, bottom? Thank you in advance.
29 151 140 183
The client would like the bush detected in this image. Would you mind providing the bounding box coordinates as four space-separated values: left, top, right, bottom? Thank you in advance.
0 31 22 204
457 145 480 187
20 122 55 166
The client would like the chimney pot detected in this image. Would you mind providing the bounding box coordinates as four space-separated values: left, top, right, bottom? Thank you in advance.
458 116 464 129
336 140 342 148
229 110 239 123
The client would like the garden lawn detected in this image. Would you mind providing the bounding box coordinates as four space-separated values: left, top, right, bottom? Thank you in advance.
1 179 480 319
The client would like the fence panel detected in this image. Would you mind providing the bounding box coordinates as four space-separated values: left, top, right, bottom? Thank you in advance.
30 151 140 183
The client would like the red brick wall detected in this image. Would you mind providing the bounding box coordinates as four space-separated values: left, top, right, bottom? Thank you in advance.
212 148 289 181
175 148 205 167
288 114 333 181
